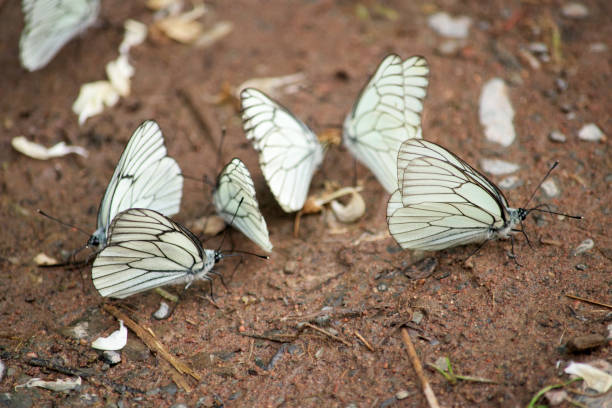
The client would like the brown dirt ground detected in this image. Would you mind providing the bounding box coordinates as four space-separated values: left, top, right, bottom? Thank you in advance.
0 0 610 407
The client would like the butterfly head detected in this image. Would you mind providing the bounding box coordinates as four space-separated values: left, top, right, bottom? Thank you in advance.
87 228 106 250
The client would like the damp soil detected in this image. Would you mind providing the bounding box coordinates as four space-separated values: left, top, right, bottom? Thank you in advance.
0 1 610 407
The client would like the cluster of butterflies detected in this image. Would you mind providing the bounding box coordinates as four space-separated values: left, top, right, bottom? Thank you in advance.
26 0 580 298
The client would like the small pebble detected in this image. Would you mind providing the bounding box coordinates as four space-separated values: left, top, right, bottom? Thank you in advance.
549 130 567 143
152 302 170 320
561 2 589 18
171 404 188 408
498 175 522 190
480 158 520 175
479 78 516 146
283 261 297 274
589 42 608 53
161 383 178 396
607 323 612 341
315 348 324 359
228 392 241 401
578 123 605 141
403 257 437 279
146 388 160 396
380 397 398 408
377 283 388 292
555 78 568 92
575 264 587 271
412 311 424 325
428 12 472 39
327 327 339 336
541 179 560 198
0 359 4 382
572 238 594 255
528 42 548 54
314 315 331 326
566 334 606 352
396 390 411 400
436 39 464 56
102 350 121 365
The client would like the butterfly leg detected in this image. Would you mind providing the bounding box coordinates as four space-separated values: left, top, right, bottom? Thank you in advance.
508 235 523 267
463 239 490 266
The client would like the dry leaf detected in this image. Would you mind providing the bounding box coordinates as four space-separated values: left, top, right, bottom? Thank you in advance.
195 21 233 48
106 55 134 97
187 215 226 236
155 4 206 43
72 81 120 125
34 253 58 266
237 72 305 98
119 19 147 54
92 320 128 351
17 377 82 392
330 191 365 223
12 137 88 160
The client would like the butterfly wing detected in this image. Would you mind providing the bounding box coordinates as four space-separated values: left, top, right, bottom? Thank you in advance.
344 54 429 193
387 140 509 251
20 0 100 71
240 88 324 212
213 158 273 252
91 120 183 249
92 209 214 299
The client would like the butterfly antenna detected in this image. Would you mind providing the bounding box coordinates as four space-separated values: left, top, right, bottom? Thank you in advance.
527 203 583 219
37 209 90 237
216 197 244 253
224 250 269 260
522 161 559 209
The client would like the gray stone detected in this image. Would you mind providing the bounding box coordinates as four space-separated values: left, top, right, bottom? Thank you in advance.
479 78 516 146
561 2 589 18
480 158 520 175
549 130 567 143
428 12 472 38
578 123 605 141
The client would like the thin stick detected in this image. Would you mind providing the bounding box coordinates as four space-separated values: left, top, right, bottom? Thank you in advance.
103 305 201 386
354 331 375 352
400 327 441 408
299 322 352 347
176 88 218 150
565 294 612 310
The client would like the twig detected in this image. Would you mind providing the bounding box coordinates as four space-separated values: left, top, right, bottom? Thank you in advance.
176 88 218 150
298 322 352 347
565 294 612 310
354 331 375 352
400 327 441 408
278 308 363 323
239 331 297 343
24 356 143 394
103 305 201 391
154 288 178 303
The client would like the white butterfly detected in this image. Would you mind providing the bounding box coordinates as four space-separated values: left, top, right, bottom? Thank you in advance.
20 0 100 72
344 54 429 194
88 120 183 251
92 208 221 299
240 88 324 213
387 139 529 251
213 158 273 252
